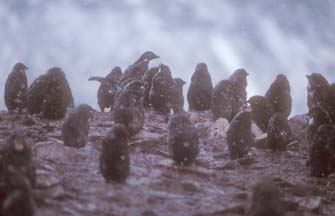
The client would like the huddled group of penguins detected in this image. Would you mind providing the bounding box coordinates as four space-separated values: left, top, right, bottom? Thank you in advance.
1 51 335 215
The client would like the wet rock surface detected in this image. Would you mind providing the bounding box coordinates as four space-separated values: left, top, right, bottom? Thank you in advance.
0 110 334 216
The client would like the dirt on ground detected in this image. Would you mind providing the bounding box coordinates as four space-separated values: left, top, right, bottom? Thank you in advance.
0 110 334 216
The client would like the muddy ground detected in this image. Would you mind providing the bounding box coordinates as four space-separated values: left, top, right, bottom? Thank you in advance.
0 110 334 216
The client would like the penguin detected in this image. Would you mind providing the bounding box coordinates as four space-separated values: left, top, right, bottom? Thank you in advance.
211 80 235 121
247 178 284 216
1 171 35 216
41 67 74 119
62 104 94 148
306 73 329 110
27 74 48 114
265 74 292 118
113 80 145 137
0 130 36 187
170 78 186 114
309 124 335 177
167 112 199 166
227 111 253 159
142 67 159 108
247 95 271 133
100 125 130 183
89 66 122 112
267 113 292 152
4 63 28 114
187 63 213 111
229 68 249 114
118 51 159 86
150 64 174 115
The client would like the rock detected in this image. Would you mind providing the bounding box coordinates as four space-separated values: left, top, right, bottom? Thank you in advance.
181 181 200 193
238 157 256 166
299 196 322 212
22 115 38 126
141 210 157 216
211 118 229 139
252 133 268 149
251 122 263 138
289 114 309 145
293 182 320 196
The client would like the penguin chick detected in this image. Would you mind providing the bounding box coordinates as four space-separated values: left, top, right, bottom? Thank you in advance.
247 178 284 216
227 111 253 159
100 125 130 183
306 73 329 110
113 80 145 137
247 95 271 133
89 66 122 112
211 80 235 121
187 63 213 111
150 64 174 115
62 104 94 148
229 68 249 115
27 74 48 114
4 63 28 114
267 113 292 152
142 67 159 108
1 130 36 187
170 78 186 113
309 124 335 177
167 112 199 166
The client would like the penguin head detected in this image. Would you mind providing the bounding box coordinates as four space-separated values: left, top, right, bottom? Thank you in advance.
306 73 329 89
229 68 248 87
247 95 265 109
136 51 159 63
106 66 122 82
77 104 95 118
195 62 208 72
6 130 30 155
173 78 186 87
107 124 129 141
46 67 66 82
13 62 28 73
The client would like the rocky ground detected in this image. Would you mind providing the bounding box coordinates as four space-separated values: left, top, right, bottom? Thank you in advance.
0 109 334 216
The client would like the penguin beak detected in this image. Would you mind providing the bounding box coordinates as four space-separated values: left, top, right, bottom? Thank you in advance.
306 75 311 79
182 80 186 84
152 53 159 59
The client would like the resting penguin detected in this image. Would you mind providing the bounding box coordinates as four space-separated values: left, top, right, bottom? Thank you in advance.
89 66 122 112
265 74 292 118
150 64 174 115
100 125 130 183
247 178 284 216
0 130 36 187
4 63 28 113
187 63 213 111
113 80 145 137
306 73 329 110
142 66 159 108
211 80 235 121
27 74 48 114
227 111 253 159
267 113 292 152
1 171 35 216
62 104 94 148
170 78 186 113
247 95 272 133
41 67 74 119
167 112 199 166
309 124 335 177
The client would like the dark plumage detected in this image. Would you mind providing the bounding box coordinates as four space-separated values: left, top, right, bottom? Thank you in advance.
142 67 159 108
170 78 186 113
247 95 271 133
306 73 329 110
150 64 174 115
227 111 253 159
27 74 48 114
62 104 94 148
113 80 145 137
4 63 28 113
100 125 130 183
167 112 199 166
229 68 248 112
42 67 74 119
89 66 122 112
0 131 36 187
187 63 213 111
247 178 284 216
265 74 292 118
267 113 291 152
309 124 335 177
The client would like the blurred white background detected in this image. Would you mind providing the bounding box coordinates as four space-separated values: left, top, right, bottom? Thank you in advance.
0 0 334 115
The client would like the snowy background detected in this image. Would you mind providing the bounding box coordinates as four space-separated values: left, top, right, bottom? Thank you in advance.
0 0 334 115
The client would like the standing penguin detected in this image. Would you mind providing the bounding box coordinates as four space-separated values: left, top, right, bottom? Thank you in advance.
89 66 122 112
309 124 335 177
267 113 291 152
42 67 74 119
247 95 272 133
100 125 130 183
150 64 174 115
170 78 186 113
4 63 28 113
167 112 199 166
142 67 159 108
187 63 213 111
227 111 253 159
27 74 48 114
113 80 145 137
62 104 94 148
306 73 329 110
229 68 249 114
247 178 284 216
265 74 292 118
0 130 36 187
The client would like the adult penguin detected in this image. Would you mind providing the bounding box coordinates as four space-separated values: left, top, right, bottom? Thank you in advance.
247 95 272 133
306 73 329 110
142 66 159 108
187 63 213 111
170 78 186 113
